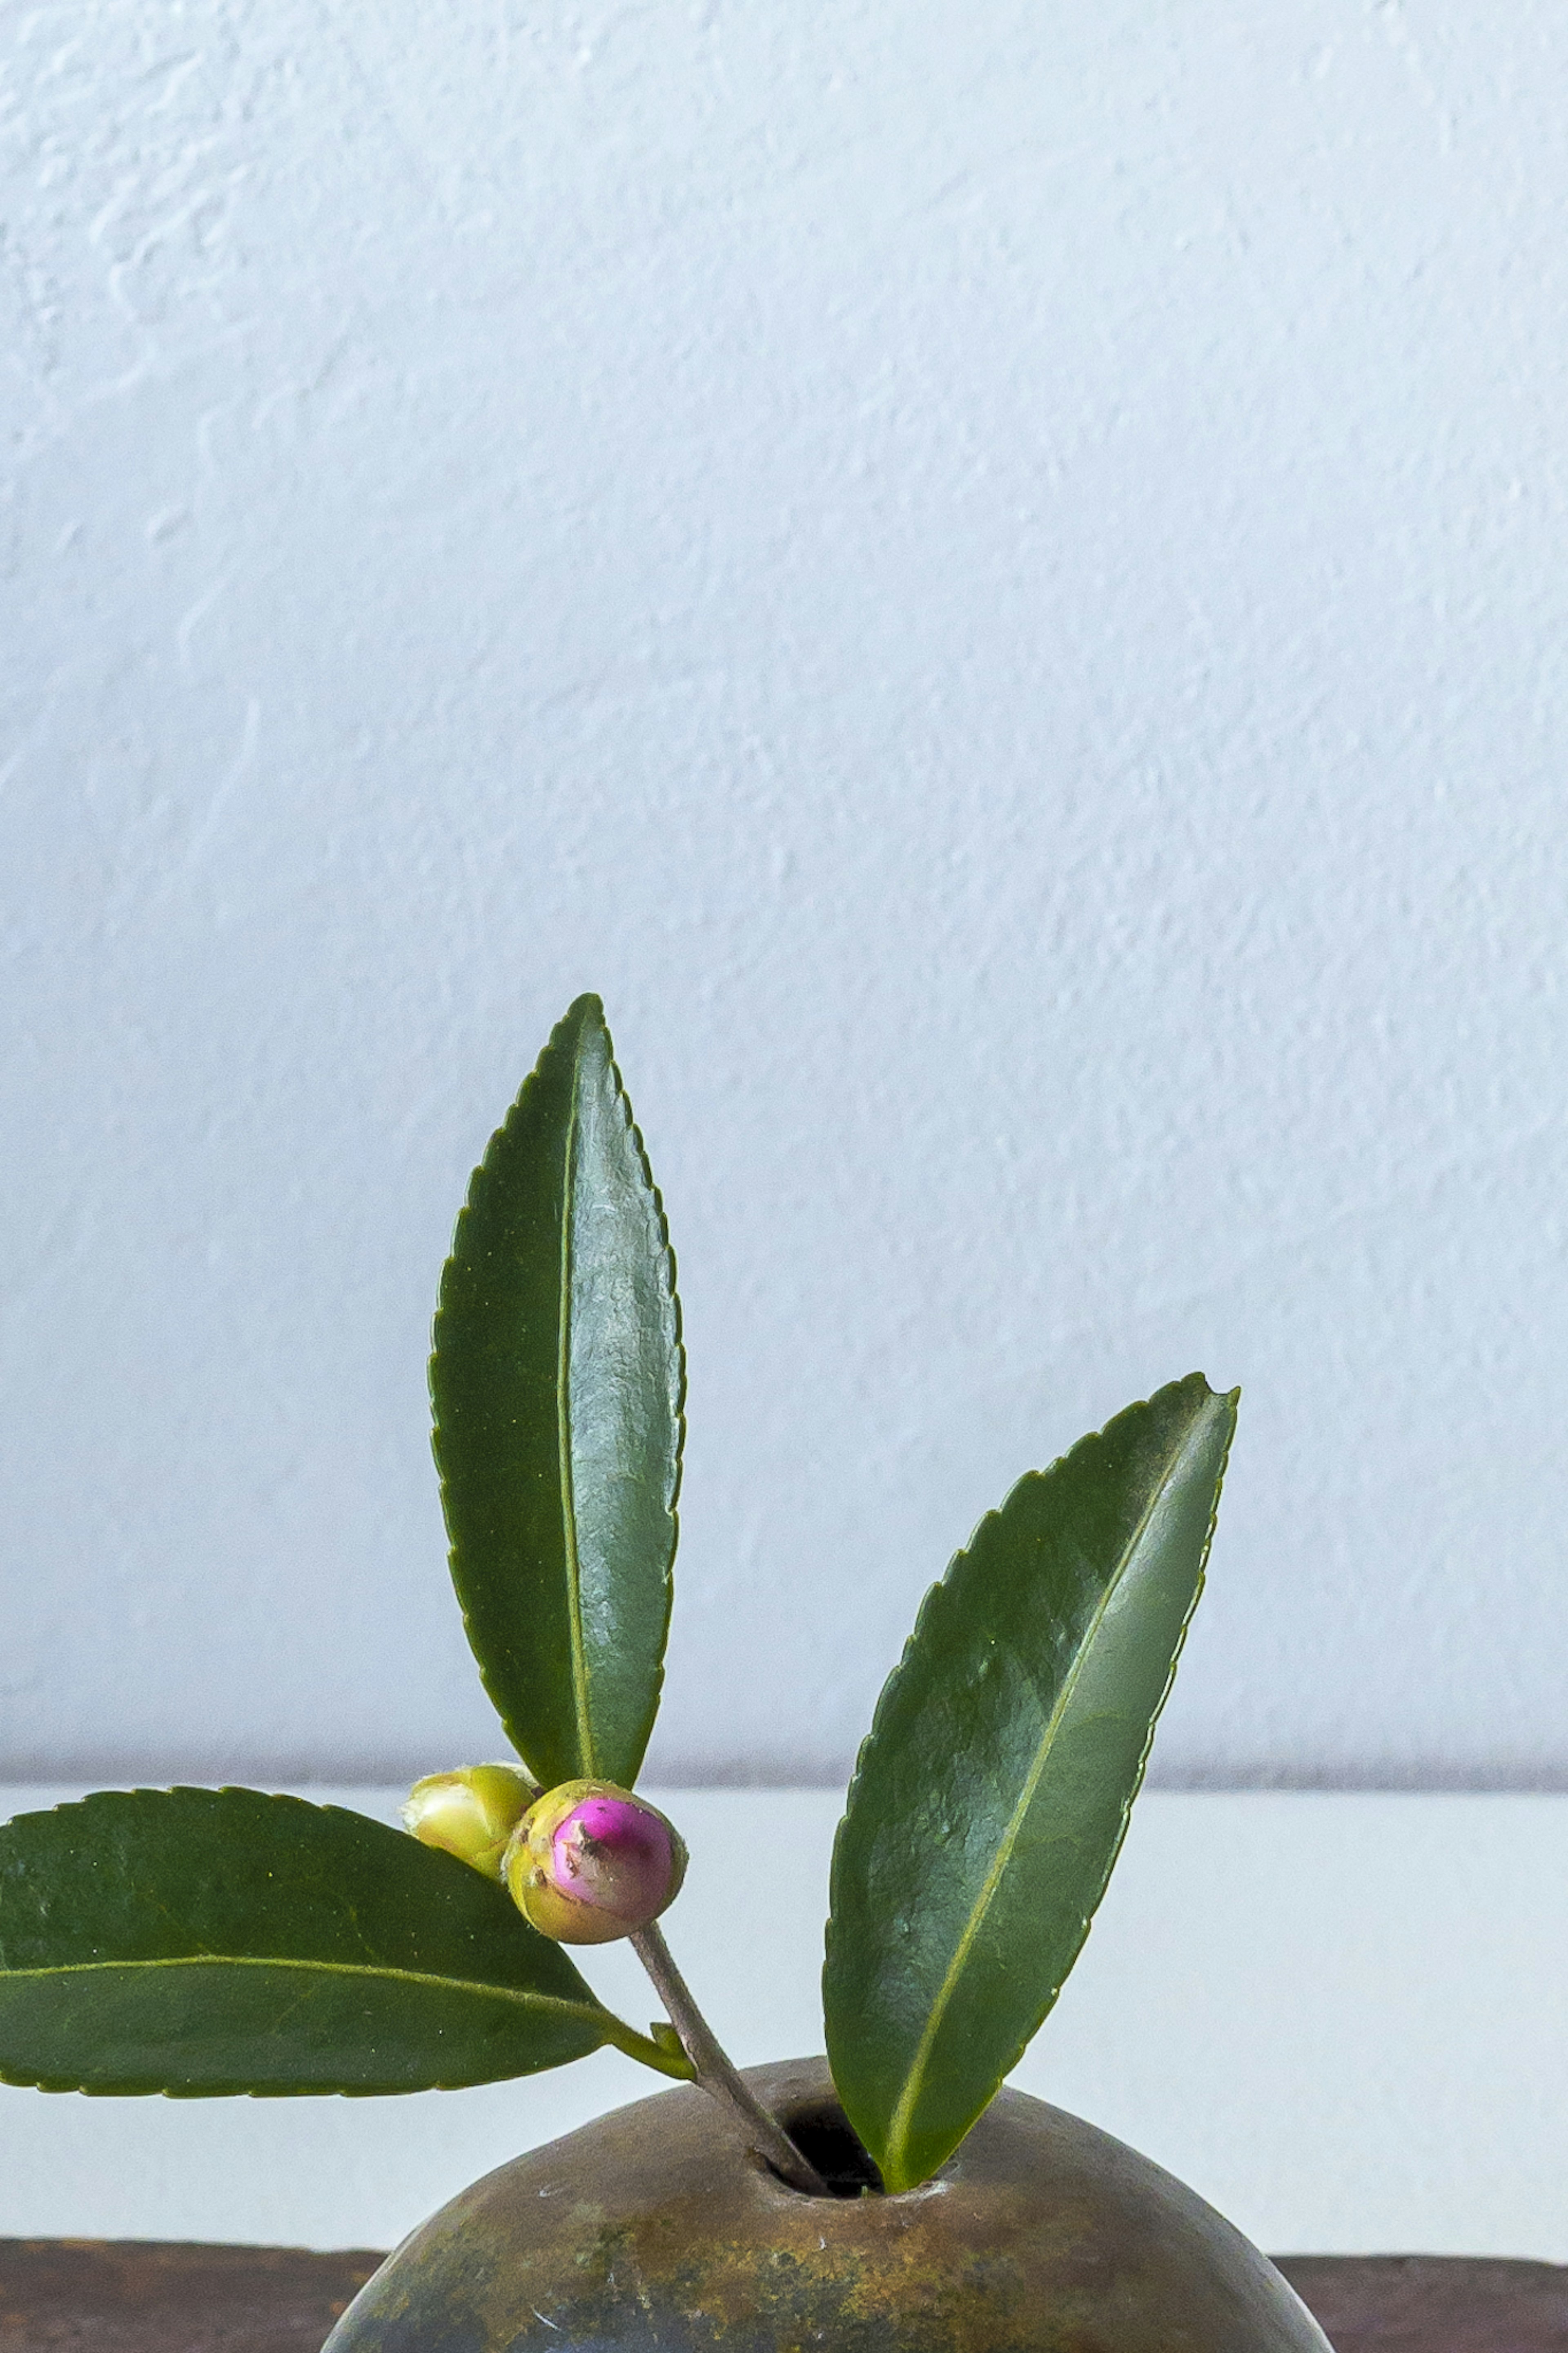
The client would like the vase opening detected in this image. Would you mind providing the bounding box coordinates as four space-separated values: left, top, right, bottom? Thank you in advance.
769 2090 885 2198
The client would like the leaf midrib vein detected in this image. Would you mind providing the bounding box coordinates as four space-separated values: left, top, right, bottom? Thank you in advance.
557 1046 594 1774
882 1411 1204 2181
0 1951 609 2024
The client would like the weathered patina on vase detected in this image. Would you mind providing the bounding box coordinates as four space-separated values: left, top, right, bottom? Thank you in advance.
325 2059 1330 2353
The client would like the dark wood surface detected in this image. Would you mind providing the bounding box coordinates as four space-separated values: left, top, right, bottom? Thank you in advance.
0 2240 1563 2351
1276 2257 1568 2351
0 2242 382 2353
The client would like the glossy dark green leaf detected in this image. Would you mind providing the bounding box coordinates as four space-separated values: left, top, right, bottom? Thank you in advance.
823 1373 1238 2192
430 995 684 1788
0 1788 617 2094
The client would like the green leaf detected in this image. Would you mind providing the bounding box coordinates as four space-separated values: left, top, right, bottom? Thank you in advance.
0 1788 618 2095
430 994 684 1789
823 1372 1238 2192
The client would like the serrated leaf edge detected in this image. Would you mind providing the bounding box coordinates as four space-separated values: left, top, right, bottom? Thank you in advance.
429 994 687 1784
829 1373 1238 2191
600 1078 687 1784
0 1785 625 2098
554 1009 687 1781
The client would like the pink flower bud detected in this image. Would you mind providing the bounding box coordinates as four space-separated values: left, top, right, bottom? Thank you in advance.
401 1763 537 1878
503 1779 687 1945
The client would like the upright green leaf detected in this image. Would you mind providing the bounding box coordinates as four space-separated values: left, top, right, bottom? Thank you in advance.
824 1373 1238 2192
0 1789 618 2094
431 995 684 1788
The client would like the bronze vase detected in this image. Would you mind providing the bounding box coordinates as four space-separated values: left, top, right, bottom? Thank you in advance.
326 2057 1329 2353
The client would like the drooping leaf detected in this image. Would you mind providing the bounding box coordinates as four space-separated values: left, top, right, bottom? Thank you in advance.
0 1788 616 2095
430 995 684 1789
823 1373 1238 2192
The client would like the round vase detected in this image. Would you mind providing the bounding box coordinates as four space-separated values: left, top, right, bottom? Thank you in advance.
325 2057 1330 2353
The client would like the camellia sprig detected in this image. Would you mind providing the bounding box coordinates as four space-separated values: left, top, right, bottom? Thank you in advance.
0 996 1236 2199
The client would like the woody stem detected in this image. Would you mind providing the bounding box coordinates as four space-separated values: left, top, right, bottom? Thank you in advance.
628 1919 828 2196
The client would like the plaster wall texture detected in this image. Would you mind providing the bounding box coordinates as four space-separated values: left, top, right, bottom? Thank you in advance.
2 4 1566 1786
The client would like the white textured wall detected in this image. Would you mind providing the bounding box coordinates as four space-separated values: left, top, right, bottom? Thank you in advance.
4 4 1567 1786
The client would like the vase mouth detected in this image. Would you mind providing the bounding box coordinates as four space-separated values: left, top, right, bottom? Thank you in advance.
768 2091 885 2199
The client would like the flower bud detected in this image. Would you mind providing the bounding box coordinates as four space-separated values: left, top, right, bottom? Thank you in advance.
401 1763 537 1878
503 1779 686 1945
